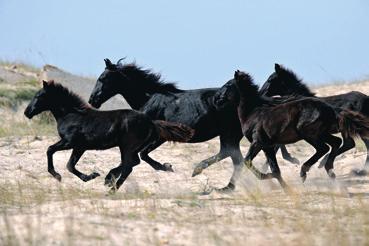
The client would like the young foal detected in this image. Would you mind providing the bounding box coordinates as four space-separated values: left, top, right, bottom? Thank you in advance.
260 64 369 175
24 80 194 191
215 71 369 186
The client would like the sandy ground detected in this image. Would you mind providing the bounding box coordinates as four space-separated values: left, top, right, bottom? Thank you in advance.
1 135 369 245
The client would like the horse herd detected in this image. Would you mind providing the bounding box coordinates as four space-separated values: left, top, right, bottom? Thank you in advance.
24 59 369 193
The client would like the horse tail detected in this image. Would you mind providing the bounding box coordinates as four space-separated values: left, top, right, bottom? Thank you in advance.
338 110 369 139
153 120 194 142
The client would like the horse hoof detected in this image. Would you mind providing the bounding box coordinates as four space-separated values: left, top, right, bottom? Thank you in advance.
54 173 62 182
192 166 203 177
108 187 117 195
104 177 114 187
90 172 100 179
163 163 174 172
215 183 235 193
327 169 336 179
351 169 368 176
198 187 214 196
289 157 300 165
300 172 307 183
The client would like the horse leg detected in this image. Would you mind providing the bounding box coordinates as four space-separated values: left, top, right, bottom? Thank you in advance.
319 136 353 168
66 148 100 182
244 142 275 180
352 138 369 176
46 139 71 181
192 134 236 177
321 134 342 179
110 152 141 192
105 165 123 187
279 145 300 164
140 139 173 172
300 138 330 182
264 147 290 190
261 146 283 173
216 140 243 192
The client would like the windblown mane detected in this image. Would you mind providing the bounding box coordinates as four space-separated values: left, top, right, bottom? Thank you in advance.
50 82 91 111
117 63 184 94
280 66 315 97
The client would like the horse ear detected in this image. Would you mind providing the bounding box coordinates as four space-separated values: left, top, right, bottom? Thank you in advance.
275 63 282 73
234 70 241 79
104 58 114 69
42 80 48 88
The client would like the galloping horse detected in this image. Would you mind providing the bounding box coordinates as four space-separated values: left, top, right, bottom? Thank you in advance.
214 70 369 188
260 64 369 175
88 59 297 191
24 80 194 192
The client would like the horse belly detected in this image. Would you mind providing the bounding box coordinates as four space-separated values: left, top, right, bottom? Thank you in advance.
272 127 300 144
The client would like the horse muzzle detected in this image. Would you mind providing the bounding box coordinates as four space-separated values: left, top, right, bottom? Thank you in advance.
88 97 102 108
24 106 35 119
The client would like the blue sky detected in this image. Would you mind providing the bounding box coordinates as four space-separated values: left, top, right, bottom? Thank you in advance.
0 0 368 88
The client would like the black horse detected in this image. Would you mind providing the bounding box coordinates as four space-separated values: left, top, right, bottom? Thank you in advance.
214 70 369 186
88 59 296 191
24 80 194 192
260 64 369 175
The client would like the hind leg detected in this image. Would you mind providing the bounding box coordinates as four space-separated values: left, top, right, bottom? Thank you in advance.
66 148 100 182
321 134 342 179
140 139 173 172
279 145 300 165
319 136 353 168
300 138 330 182
352 138 369 176
105 164 124 187
110 153 141 192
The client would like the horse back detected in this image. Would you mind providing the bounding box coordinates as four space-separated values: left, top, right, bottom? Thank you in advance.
322 91 368 114
140 88 241 142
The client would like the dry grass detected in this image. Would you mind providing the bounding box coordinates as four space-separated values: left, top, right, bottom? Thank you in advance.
1 135 369 245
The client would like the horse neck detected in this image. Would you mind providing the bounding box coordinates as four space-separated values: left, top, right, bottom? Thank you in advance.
238 90 263 117
114 74 151 110
49 104 85 122
118 88 149 110
286 78 315 97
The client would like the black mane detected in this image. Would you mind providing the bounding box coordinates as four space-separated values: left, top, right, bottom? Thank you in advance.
279 66 315 97
117 63 184 94
50 82 91 111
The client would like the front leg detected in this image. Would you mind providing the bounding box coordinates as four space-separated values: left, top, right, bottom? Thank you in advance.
192 152 229 177
192 134 236 177
244 142 275 180
264 147 290 190
279 145 300 165
46 139 71 181
66 148 100 182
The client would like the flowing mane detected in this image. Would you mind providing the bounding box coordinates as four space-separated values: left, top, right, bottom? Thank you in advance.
117 63 184 94
279 65 315 97
48 81 91 111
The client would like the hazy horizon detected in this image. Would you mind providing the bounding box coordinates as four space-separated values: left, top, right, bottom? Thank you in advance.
1 0 368 88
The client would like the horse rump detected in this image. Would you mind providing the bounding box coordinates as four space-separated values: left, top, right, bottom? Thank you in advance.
154 120 194 142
